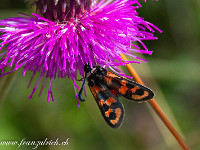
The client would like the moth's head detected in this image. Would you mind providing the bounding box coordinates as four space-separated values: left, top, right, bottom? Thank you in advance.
84 64 92 73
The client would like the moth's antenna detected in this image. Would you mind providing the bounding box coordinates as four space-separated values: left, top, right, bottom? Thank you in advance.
78 64 91 102
78 72 87 102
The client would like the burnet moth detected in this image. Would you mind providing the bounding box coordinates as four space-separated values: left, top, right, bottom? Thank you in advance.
78 65 154 128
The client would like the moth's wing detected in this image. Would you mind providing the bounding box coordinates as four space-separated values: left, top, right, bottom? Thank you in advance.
104 71 154 101
88 81 124 128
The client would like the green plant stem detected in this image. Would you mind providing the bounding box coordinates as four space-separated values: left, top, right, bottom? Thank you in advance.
0 71 17 103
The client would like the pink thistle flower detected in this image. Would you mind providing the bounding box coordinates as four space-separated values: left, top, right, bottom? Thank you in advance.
0 0 161 105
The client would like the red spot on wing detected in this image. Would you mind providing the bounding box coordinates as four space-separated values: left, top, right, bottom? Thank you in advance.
104 76 113 84
111 108 122 125
130 86 139 93
119 86 128 95
99 99 105 106
94 85 101 92
89 86 98 99
105 109 112 117
120 80 127 86
109 89 118 96
106 97 116 106
132 91 150 100
107 71 118 78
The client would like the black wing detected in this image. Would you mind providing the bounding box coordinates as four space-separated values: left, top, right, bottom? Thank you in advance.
88 80 124 128
103 70 154 102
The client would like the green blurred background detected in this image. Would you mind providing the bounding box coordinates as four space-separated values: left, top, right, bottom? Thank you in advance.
0 0 200 150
